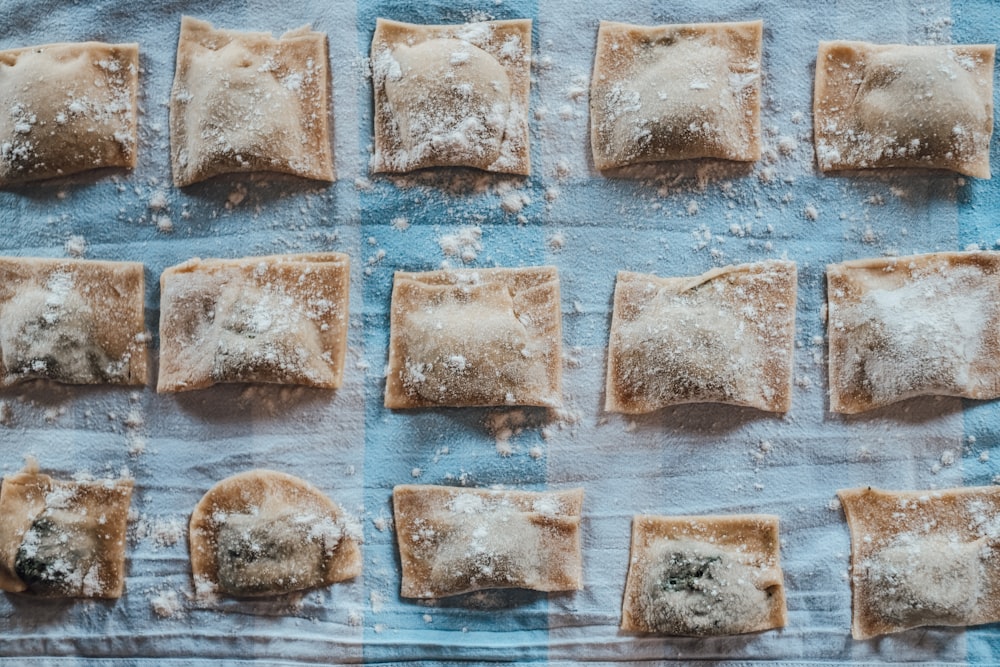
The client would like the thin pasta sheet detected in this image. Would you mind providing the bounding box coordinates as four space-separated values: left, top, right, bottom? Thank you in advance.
0 40 138 185
606 261 797 413
190 470 361 597
0 257 146 387
170 16 334 186
826 251 1000 413
385 266 562 408
370 18 532 174
838 486 1000 639
621 514 787 636
814 41 994 178
0 460 133 598
158 253 350 392
393 484 584 598
590 20 762 170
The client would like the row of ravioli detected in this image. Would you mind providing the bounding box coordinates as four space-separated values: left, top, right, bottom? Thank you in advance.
2 15 995 188
1 250 997 415
3 458 997 641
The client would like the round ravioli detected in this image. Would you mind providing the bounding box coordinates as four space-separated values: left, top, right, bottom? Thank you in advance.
189 469 360 597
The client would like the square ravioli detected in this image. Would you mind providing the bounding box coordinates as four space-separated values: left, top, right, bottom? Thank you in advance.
814 41 994 178
621 514 787 636
838 486 1000 639
590 20 762 170
190 470 361 597
157 252 350 392
169 16 334 187
606 261 797 413
393 485 584 598
370 18 532 175
0 41 138 185
0 257 146 387
826 252 1000 414
0 460 133 598
385 266 562 408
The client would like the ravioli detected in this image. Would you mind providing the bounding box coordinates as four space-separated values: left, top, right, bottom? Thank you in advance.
393 485 584 598
169 16 334 186
606 261 797 413
0 459 133 598
189 470 361 597
157 252 350 392
814 41 994 178
621 514 786 635
826 252 1000 413
371 18 531 174
590 20 762 170
838 486 1000 639
0 257 146 387
385 267 562 408
0 41 138 185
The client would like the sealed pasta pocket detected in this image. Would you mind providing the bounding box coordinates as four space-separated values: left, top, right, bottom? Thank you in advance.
157 252 350 392
189 470 361 598
392 484 583 598
385 266 562 409
621 514 787 636
0 40 139 185
838 486 1000 639
0 257 147 388
370 18 532 175
0 459 134 598
814 41 995 178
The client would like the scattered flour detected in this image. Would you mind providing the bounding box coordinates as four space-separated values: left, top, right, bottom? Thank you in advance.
64 235 87 257
150 589 182 618
438 226 483 263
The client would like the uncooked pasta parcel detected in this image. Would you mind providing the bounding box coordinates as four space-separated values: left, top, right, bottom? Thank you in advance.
814 41 994 178
0 40 139 185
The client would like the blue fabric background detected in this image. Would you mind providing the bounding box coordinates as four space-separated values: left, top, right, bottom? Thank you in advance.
0 0 997 663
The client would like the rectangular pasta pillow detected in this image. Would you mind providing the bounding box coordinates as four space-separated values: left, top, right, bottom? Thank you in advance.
158 253 350 392
0 41 138 185
814 41 994 178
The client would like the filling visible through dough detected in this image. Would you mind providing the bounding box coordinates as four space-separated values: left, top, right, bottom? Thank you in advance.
615 288 754 406
399 289 546 405
424 494 542 595
0 272 125 384
211 287 325 385
603 39 737 164
834 264 990 406
636 538 772 636
861 535 983 627
178 40 311 177
15 509 101 597
853 50 986 165
382 38 511 169
214 510 343 596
